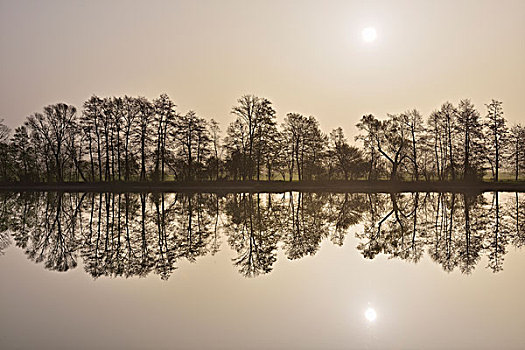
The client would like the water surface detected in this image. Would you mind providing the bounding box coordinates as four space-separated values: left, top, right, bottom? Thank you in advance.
0 191 524 349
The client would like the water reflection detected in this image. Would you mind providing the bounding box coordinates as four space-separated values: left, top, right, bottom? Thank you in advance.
0 191 523 278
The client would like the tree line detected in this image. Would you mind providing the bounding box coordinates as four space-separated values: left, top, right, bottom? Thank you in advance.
1 191 523 278
0 94 523 182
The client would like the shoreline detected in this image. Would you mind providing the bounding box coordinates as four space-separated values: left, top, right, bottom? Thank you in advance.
0 180 524 193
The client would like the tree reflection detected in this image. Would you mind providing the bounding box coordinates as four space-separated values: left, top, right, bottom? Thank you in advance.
223 193 281 277
7 192 84 271
325 193 366 246
81 192 152 278
281 192 330 260
486 192 510 273
357 193 426 262
0 194 14 255
0 191 523 278
79 192 219 279
508 192 525 248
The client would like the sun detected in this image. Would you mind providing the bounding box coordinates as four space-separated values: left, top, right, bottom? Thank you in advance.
362 27 377 43
365 307 377 322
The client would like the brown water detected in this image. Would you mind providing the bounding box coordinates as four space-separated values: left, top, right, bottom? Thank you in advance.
0 192 524 349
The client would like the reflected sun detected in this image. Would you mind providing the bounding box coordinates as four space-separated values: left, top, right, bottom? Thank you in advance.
362 27 377 43
365 307 377 322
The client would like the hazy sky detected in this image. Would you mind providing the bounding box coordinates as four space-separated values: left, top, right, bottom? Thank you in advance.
1 0 524 138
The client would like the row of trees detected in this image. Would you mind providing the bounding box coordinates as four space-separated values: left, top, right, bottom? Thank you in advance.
1 191 523 277
357 99 525 181
0 95 523 182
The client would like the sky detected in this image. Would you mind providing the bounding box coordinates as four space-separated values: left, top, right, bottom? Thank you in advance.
1 0 524 140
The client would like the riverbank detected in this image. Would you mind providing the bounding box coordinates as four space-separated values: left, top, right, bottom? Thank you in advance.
1 180 525 193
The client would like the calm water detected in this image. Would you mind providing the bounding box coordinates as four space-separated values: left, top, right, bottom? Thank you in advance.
0 191 524 349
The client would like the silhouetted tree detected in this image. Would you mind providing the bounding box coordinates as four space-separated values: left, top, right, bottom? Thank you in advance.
329 127 365 179
427 110 446 180
153 94 178 181
134 98 155 181
400 109 425 180
356 114 381 180
485 100 508 181
173 111 210 180
456 99 484 179
10 126 39 181
375 114 410 180
432 102 459 180
508 124 525 180
225 95 277 180
82 96 105 181
0 119 12 181
0 118 9 142
208 118 222 180
120 96 141 181
26 104 78 182
283 113 326 180
259 119 282 180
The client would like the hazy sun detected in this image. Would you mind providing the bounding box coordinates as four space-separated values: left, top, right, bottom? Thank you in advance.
365 307 377 322
362 27 377 43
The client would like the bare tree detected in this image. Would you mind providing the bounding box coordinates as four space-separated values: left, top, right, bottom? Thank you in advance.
456 99 484 180
329 127 365 180
485 100 508 181
375 114 410 180
134 97 154 181
174 111 210 180
226 95 277 180
400 109 424 180
26 104 77 182
0 119 11 181
153 94 178 181
508 124 525 180
208 119 222 180
283 113 326 180
356 114 381 180
0 118 9 143
10 126 39 181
